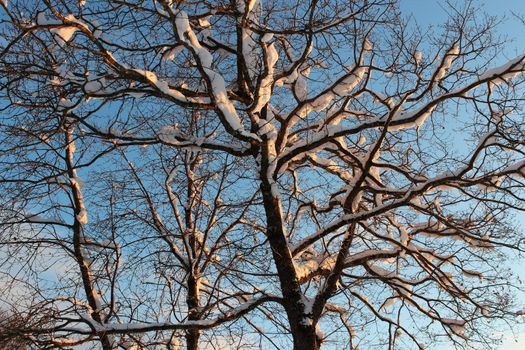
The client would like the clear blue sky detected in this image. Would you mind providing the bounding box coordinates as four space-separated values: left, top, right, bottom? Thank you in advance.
401 0 525 46
400 2 525 349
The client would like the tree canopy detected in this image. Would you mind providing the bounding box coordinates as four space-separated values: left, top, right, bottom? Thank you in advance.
0 0 524 349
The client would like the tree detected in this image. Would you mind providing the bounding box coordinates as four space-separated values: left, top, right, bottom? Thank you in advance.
0 0 524 349
0 309 31 349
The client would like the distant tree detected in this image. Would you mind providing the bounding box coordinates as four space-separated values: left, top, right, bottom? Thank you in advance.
0 307 53 349
0 310 28 349
0 0 524 350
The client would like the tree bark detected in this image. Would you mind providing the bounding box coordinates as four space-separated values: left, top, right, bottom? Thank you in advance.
291 324 321 350
65 127 114 350
259 140 321 350
185 274 200 350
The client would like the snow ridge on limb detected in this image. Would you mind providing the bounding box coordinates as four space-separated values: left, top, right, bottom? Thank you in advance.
479 54 525 85
434 44 460 81
35 7 209 109
63 124 114 349
173 10 261 143
289 149 522 259
237 0 261 81
276 52 525 172
251 39 278 114
131 69 208 104
73 294 280 334
286 65 368 128
385 53 525 132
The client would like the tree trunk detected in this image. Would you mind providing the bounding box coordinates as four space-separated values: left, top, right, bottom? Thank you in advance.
291 323 321 350
185 274 200 350
66 128 114 350
185 329 200 350
259 148 321 350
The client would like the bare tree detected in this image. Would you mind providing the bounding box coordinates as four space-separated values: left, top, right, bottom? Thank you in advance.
0 0 524 349
0 308 32 349
104 111 273 349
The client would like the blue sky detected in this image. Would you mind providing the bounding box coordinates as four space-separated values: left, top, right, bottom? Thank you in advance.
400 1 525 349
401 0 525 40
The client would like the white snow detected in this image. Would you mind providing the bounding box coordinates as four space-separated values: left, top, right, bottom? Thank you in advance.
252 42 278 113
476 176 504 192
133 69 158 83
275 68 299 87
257 118 278 138
399 226 409 246
294 75 308 101
65 131 89 228
247 0 259 12
132 69 204 103
479 54 525 85
499 160 525 176
236 0 260 77
344 248 401 265
204 67 242 130
363 39 373 52
368 263 395 278
174 11 259 140
324 303 348 315
415 51 423 64
49 14 88 45
25 214 65 225
157 125 182 144
162 46 183 61
380 297 396 311
333 67 366 96
351 191 362 212
242 30 258 76
295 259 318 280
261 33 274 43
175 11 191 40
84 79 104 93
156 80 189 101
127 92 145 98
300 295 314 315
435 45 460 80
388 105 436 131
58 98 75 109
75 204 88 224
481 308 490 317
52 26 77 42
311 92 335 112
315 324 325 341
442 318 467 337
170 337 180 350
198 16 211 27
461 269 483 279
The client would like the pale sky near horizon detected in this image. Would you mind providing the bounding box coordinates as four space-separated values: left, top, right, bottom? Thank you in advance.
400 1 525 349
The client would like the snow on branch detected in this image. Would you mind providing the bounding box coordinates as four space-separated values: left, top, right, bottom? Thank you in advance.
72 295 279 335
173 10 261 143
